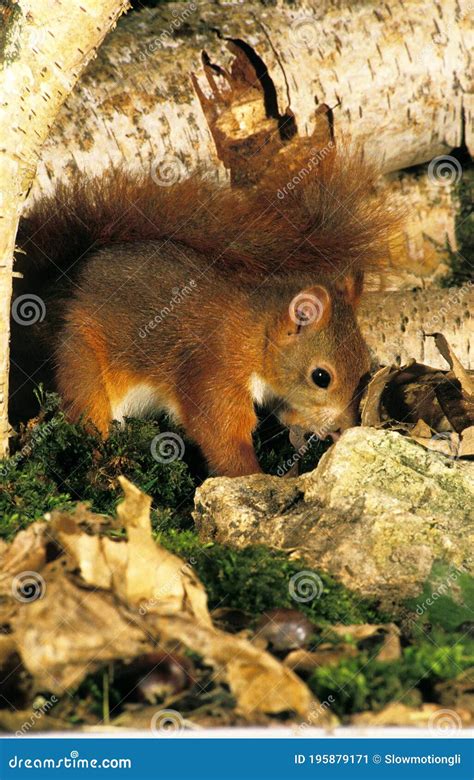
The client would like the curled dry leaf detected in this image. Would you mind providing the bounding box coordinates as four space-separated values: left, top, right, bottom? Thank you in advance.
0 523 48 598
361 365 402 427
284 646 358 672
0 478 314 719
459 426 474 458
430 333 474 399
354 340 473 461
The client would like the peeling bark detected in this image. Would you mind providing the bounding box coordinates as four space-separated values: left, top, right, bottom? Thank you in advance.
26 1 470 281
32 0 473 194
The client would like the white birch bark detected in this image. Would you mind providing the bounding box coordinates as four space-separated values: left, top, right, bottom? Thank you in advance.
0 0 129 455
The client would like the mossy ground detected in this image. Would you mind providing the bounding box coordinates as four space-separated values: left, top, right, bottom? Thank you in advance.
1 393 472 725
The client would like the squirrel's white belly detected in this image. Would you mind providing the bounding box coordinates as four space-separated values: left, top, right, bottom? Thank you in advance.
111 382 181 424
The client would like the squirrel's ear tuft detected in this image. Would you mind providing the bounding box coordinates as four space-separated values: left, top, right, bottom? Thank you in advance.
279 284 332 338
335 271 364 307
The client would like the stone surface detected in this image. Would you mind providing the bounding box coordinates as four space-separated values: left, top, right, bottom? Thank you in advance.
193 428 474 603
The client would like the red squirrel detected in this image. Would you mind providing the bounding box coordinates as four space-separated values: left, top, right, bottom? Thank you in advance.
12 150 397 476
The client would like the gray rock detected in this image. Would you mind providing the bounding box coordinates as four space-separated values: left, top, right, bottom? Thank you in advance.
193 428 474 602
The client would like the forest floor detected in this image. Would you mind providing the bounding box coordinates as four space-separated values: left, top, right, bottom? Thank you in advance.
0 392 472 732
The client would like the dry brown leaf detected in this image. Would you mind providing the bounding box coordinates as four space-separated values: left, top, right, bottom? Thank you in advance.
410 419 433 439
350 702 472 727
412 432 460 458
459 426 474 458
431 333 474 399
361 365 399 427
0 523 48 597
12 572 152 691
152 614 313 718
1 478 314 718
284 646 358 672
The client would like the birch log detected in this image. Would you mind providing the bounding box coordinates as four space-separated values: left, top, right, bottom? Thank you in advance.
26 0 471 281
0 0 129 456
359 285 474 370
30 0 473 197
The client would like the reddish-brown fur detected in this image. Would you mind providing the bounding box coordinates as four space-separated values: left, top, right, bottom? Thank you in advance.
12 148 399 476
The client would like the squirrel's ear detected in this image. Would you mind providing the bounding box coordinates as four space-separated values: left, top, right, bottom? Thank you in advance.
335 271 364 307
279 284 332 338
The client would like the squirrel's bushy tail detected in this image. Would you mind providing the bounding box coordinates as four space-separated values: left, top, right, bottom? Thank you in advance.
16 148 401 288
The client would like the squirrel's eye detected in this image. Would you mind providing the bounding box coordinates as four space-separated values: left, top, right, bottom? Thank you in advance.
311 367 332 388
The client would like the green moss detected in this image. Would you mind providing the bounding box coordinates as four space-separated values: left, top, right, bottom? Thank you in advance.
0 393 195 540
0 1 22 65
159 529 381 624
309 629 474 718
405 561 474 631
